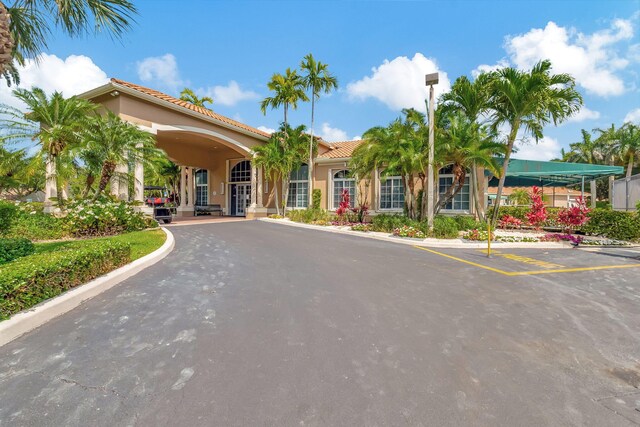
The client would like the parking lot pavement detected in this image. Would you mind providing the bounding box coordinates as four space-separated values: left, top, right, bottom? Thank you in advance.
0 221 639 426
414 246 640 275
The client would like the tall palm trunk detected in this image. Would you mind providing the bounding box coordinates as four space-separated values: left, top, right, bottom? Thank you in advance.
471 162 485 221
274 172 281 216
81 173 95 198
308 94 315 207
94 161 117 201
0 2 13 77
491 124 519 226
626 153 634 179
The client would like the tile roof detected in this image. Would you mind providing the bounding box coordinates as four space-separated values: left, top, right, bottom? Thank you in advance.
109 78 270 138
318 140 364 159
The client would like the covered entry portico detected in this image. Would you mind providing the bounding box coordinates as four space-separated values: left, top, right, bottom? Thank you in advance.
79 78 272 218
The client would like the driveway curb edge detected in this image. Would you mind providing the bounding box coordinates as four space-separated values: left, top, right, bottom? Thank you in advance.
0 227 175 347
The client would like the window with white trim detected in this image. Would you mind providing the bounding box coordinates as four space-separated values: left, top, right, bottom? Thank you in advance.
438 166 470 211
332 169 356 209
379 175 404 210
230 160 251 182
195 169 208 206
287 164 308 208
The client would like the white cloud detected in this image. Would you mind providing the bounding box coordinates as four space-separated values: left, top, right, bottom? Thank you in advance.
257 126 276 134
200 81 259 107
514 136 562 161
624 108 640 124
566 105 601 123
505 19 633 96
1 53 109 109
136 53 183 91
472 59 510 78
347 53 451 111
319 122 349 142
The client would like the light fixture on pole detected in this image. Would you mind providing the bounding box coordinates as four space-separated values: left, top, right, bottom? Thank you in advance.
425 72 439 231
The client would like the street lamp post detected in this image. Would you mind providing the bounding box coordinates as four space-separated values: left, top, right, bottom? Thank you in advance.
425 72 439 231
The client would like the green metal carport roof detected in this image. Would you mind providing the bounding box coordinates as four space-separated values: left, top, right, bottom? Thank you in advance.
488 158 624 187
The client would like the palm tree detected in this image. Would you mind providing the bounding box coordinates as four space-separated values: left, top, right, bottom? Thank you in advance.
0 87 97 205
435 111 503 214
0 147 43 197
179 88 213 109
487 60 583 225
441 73 493 219
260 68 308 142
354 109 429 219
564 129 603 164
1 0 137 85
79 111 158 200
300 54 338 205
252 134 286 215
617 122 640 179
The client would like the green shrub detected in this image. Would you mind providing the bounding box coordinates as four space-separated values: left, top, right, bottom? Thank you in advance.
312 189 322 210
0 201 17 235
0 238 35 264
287 208 330 224
432 215 460 239
0 240 131 320
581 209 640 241
596 201 611 210
65 198 148 237
453 215 482 231
371 214 419 232
5 203 68 241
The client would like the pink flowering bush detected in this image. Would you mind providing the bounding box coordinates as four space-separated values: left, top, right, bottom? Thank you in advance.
499 214 523 229
526 186 547 229
557 197 590 231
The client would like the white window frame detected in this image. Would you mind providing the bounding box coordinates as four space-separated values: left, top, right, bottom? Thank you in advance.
378 173 404 212
331 169 356 210
438 173 471 213
195 169 208 206
287 164 309 209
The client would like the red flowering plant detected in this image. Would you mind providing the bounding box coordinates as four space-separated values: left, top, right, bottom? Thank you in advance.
499 214 523 229
334 189 352 225
526 186 547 229
557 196 590 232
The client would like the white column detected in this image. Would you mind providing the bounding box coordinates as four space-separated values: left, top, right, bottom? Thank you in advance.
180 166 187 207
44 157 56 213
134 145 144 203
257 167 264 207
187 167 195 207
250 166 258 207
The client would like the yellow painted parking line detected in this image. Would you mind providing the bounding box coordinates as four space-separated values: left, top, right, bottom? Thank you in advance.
414 246 640 276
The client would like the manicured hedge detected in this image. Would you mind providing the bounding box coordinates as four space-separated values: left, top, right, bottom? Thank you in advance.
581 209 640 241
0 240 130 320
0 238 35 264
0 201 17 234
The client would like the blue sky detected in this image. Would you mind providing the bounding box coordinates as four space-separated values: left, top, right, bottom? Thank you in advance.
2 0 640 160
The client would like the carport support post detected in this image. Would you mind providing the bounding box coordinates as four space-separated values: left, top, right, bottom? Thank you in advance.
590 179 596 208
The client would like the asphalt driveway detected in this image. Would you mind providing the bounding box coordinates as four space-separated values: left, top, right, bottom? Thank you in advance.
1 221 639 426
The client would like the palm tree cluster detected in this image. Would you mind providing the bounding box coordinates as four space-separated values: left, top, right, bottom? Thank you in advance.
561 122 640 183
253 123 310 216
259 53 338 206
1 0 137 85
351 59 583 224
0 87 165 206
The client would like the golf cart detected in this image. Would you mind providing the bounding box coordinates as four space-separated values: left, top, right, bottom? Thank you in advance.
144 185 173 224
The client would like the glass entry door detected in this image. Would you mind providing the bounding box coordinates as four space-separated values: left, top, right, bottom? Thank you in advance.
230 183 251 216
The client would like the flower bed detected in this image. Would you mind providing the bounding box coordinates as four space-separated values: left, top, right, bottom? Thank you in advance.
393 225 426 239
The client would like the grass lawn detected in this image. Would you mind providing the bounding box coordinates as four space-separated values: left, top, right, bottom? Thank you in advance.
34 229 166 260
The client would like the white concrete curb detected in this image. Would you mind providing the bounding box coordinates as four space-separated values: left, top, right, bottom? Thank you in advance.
0 227 175 347
259 218 568 249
